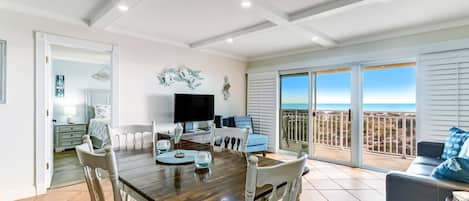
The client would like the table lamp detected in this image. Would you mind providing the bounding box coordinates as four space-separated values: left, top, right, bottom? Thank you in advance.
64 106 77 124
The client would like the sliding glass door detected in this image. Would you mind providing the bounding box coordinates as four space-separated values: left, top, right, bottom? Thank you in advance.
362 63 416 171
279 74 310 153
311 68 352 163
278 63 416 170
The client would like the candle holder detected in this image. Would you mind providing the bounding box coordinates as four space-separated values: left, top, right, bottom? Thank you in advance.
174 123 184 158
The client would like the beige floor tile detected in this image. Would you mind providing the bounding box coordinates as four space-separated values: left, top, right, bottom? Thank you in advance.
302 178 315 189
304 171 329 180
308 179 343 190
333 179 373 189
326 172 354 179
360 179 386 193
319 190 359 201
348 189 385 201
300 190 327 201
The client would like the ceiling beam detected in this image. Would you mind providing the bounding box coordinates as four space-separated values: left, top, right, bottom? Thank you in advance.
191 0 362 49
190 21 276 48
289 0 363 23
250 0 337 47
88 0 143 29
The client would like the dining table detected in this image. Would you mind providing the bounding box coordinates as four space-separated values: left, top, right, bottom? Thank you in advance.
115 139 309 201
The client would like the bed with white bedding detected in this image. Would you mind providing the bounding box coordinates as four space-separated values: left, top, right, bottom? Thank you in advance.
85 89 112 148
88 118 111 148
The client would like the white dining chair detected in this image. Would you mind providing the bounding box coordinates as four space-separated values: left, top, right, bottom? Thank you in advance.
209 124 249 153
106 122 157 153
76 136 123 201
245 154 308 201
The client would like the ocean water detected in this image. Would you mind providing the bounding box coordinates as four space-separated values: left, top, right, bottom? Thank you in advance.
282 103 416 112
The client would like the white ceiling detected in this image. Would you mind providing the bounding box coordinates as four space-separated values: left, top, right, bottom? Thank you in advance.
1 0 469 61
0 0 106 21
211 27 320 58
299 0 469 41
113 0 265 43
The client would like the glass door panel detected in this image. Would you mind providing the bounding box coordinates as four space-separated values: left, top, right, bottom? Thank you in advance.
280 74 309 153
362 63 416 171
312 68 352 163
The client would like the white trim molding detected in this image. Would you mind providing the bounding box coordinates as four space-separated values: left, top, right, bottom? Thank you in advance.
34 32 120 194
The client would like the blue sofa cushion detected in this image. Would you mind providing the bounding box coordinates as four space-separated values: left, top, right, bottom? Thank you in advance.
248 134 268 146
432 157 469 184
234 116 254 134
245 144 268 153
441 127 469 160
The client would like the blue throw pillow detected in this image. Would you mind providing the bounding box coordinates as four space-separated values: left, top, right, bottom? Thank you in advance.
459 138 469 158
432 157 469 184
441 127 469 160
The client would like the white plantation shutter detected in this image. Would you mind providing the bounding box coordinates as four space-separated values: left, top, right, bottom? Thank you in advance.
420 48 469 142
247 71 278 152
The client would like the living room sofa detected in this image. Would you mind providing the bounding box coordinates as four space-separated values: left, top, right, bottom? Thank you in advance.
386 141 469 201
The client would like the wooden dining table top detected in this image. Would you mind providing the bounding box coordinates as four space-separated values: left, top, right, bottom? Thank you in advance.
115 140 309 201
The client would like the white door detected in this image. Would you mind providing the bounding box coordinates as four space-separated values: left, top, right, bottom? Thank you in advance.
44 44 54 188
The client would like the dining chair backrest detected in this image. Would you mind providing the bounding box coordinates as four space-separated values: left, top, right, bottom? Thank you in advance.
107 121 157 152
210 124 249 153
245 154 308 201
76 135 121 201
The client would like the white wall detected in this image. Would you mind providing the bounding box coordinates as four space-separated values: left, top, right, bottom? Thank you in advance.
52 59 111 123
0 10 246 201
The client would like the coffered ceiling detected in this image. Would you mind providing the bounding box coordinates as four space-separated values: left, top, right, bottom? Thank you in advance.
1 0 469 61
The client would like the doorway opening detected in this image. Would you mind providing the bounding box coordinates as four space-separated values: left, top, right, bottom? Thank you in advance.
35 32 119 194
49 45 112 188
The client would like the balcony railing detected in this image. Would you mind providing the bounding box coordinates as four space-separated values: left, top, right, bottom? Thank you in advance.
281 109 417 159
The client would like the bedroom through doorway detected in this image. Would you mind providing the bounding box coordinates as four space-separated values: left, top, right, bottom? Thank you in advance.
48 45 112 189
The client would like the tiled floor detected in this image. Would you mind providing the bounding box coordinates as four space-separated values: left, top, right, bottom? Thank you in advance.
268 153 387 201
18 153 387 201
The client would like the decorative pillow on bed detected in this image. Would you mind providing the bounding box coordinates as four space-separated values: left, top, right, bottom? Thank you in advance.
94 104 111 119
441 127 469 160
432 157 469 184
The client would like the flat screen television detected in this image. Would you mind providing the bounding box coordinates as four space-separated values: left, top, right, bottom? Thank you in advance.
174 94 214 123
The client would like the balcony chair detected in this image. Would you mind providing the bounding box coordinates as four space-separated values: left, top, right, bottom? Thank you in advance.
223 116 269 156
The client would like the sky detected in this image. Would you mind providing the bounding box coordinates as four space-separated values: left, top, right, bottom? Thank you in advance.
281 66 416 104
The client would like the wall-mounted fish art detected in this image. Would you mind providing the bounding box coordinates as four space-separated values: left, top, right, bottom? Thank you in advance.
157 65 203 89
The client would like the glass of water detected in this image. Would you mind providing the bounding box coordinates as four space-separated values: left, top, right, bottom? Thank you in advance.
156 140 171 154
194 151 212 169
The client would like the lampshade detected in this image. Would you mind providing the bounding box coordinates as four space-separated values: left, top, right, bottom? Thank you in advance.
64 106 77 117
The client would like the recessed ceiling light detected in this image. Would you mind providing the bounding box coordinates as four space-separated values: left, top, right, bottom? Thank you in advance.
117 3 129 12
241 0 252 8
311 36 319 41
226 38 234 43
